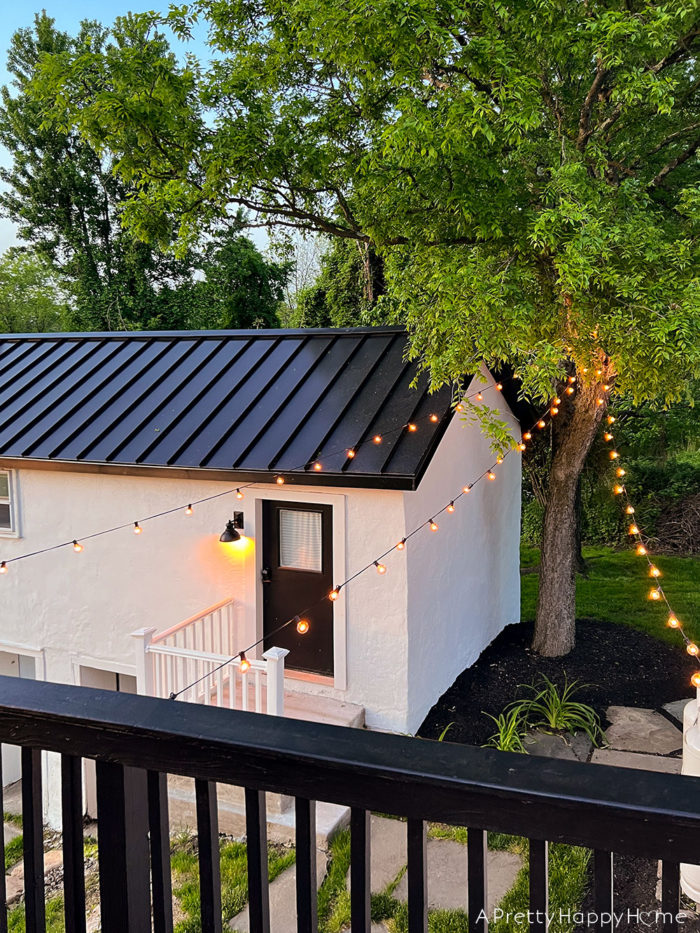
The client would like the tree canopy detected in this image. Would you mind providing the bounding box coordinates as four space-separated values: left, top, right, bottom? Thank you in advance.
0 250 71 333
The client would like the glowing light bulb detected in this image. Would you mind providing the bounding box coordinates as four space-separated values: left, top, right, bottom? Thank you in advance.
296 617 310 635
604 433 613 442
603 384 611 391
375 561 387 575
692 672 700 688
537 420 546 429
554 397 561 405
649 566 661 578
236 489 244 500
688 644 698 657
313 461 322 471
239 652 251 674
597 398 604 406
476 392 483 401
463 484 472 494
396 539 406 550
636 544 647 556
625 505 635 514
614 485 624 495
134 522 142 535
0 561 8 574
72 540 83 553
596 369 603 376
185 504 194 514
616 467 626 477
276 475 285 485
568 376 576 383
608 416 615 424
329 587 340 601
430 414 439 423
488 471 496 481
373 434 383 444
347 449 356 459
610 451 619 460
550 406 558 416
524 432 532 441
429 520 439 532
518 443 526 451
447 501 455 513
496 457 503 464
649 588 661 601
407 423 417 432
496 383 503 391
582 368 588 374
566 386 575 395
629 524 639 535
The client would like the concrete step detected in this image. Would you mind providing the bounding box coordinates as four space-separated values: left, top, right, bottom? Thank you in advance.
283 691 365 729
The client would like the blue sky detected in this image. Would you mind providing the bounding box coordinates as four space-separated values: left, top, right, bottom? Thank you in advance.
0 1 211 254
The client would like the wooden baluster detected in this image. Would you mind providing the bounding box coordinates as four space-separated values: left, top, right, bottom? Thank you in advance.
661 861 680 933
22 747 45 933
529 839 548 932
407 819 427 933
61 755 86 933
196 780 222 933
216 667 224 708
467 828 488 933
245 790 270 933
148 771 173 933
255 670 262 714
0 752 7 933
593 850 614 933
96 763 150 933
350 809 371 933
295 798 317 933
242 667 249 712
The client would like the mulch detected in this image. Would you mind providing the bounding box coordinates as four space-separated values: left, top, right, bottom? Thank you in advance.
417 617 700 931
417 617 697 747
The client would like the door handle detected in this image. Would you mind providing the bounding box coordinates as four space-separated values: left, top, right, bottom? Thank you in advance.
261 566 272 584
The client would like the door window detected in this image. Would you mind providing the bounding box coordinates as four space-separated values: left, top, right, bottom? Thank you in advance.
278 508 323 572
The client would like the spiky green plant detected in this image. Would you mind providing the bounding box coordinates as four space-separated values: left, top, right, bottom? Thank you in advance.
483 708 528 753
517 676 603 745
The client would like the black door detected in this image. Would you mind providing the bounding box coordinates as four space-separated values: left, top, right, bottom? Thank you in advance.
262 500 334 676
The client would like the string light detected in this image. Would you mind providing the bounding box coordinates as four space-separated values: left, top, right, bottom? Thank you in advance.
373 434 382 444
447 501 455 513
0 562 6 574
610 451 620 460
518 443 526 451
72 540 83 553
597 398 605 406
524 432 532 441
496 457 503 464
649 588 661 601
276 475 285 485
236 490 244 500
238 652 251 674
625 505 635 514
296 617 310 635
496 383 503 391
456 404 464 413
614 484 625 495
407 423 418 433
688 644 699 657
616 467 626 477
566 386 575 394
396 539 406 550
607 416 615 424
554 397 561 405
692 673 700 688
476 392 483 401
538 420 546 429
463 484 472 493
430 414 439 423
133 522 142 535
604 433 613 442
329 587 340 601
429 519 439 532
550 406 559 415
568 376 576 383
629 524 640 535
347 449 356 459
636 544 647 556
313 462 322 472
185 504 194 515
649 566 661 578
488 471 496 480
375 561 387 575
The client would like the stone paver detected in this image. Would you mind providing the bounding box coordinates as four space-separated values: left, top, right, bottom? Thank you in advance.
663 698 694 726
605 706 682 755
393 839 521 914
4 822 21 844
346 815 407 894
6 849 63 905
591 748 682 774
230 851 327 933
523 731 592 762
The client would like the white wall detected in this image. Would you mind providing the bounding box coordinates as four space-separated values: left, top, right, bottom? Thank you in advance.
403 370 522 733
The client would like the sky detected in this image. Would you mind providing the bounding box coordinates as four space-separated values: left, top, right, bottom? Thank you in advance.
0 0 212 254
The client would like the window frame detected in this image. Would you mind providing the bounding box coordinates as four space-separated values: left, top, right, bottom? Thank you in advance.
0 469 19 538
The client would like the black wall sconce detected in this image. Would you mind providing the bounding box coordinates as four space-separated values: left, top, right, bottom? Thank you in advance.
220 511 245 542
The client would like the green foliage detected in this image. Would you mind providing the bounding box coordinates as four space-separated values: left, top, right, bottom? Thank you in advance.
521 545 700 643
4 834 22 871
484 709 528 754
516 676 603 744
8 896 64 933
0 251 71 332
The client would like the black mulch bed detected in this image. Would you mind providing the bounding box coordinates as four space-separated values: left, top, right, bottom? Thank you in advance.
419 618 700 931
418 617 697 746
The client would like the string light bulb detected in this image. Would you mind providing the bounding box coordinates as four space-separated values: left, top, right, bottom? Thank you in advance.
456 404 464 413
463 484 472 494
636 544 647 556
566 386 575 394
476 392 483 401
607 416 615 424
649 566 661 578
537 420 546 429
347 448 356 459
447 501 455 513
496 383 503 391
554 397 561 405
329 587 340 601
313 461 322 472
134 522 142 535
614 484 624 495
239 652 251 674
610 451 620 460
518 443 526 451
375 561 387 575
604 433 613 442
296 617 310 635
0 561 6 574
692 672 700 688
667 615 679 629
688 643 699 657
568 376 576 383
276 475 285 485
396 538 406 550
430 414 439 423
407 423 417 433
629 524 640 535
236 489 244 500
625 505 635 514
524 432 532 441
597 398 605 406
488 471 496 481
551 406 559 415
373 434 382 444
496 457 503 464
72 540 83 553
616 467 626 477
649 588 661 601
185 504 194 515
429 519 439 532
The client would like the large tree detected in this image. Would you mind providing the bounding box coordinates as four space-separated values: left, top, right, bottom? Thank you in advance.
31 1 700 654
0 250 72 332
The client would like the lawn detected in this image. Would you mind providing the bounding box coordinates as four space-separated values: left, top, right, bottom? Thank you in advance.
521 545 700 645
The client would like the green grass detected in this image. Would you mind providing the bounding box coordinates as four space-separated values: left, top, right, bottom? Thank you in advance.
4 812 22 828
5 835 22 871
8 897 65 933
173 837 295 933
521 545 700 644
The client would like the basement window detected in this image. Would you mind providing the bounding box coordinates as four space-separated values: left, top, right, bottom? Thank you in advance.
0 471 17 536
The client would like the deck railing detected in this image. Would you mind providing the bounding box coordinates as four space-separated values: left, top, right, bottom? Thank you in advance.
1 677 699 933
131 598 289 715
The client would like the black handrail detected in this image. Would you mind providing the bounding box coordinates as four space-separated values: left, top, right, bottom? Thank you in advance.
0 676 697 933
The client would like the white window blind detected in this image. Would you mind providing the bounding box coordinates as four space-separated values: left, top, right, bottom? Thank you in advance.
279 509 322 572
0 471 13 532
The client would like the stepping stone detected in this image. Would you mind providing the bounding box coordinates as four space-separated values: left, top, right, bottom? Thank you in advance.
4 822 20 844
605 707 682 755
523 731 592 762
6 848 63 905
346 815 407 894
591 749 682 774
663 698 694 726
393 839 521 913
230 851 326 932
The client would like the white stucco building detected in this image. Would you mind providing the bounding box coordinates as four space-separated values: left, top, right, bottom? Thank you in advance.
0 327 521 822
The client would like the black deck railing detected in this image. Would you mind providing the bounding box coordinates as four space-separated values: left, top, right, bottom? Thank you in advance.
0 676 699 933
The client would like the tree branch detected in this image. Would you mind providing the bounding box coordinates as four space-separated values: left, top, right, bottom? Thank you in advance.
649 134 700 187
577 61 609 151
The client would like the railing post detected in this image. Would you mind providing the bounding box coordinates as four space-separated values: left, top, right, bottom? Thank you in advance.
131 627 157 696
262 647 289 717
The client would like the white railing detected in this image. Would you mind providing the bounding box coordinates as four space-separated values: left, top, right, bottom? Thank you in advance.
131 599 289 716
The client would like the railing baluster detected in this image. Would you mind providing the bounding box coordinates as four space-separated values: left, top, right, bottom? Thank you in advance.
245 789 270 933
295 798 317 933
407 819 427 933
0 752 6 933
661 861 680 933
61 755 86 933
467 828 488 933
195 779 222 933
149 772 173 933
528 839 548 932
216 667 224 708
242 668 249 711
22 746 45 933
255 670 262 713
350 808 371 933
96 762 151 933
593 850 614 933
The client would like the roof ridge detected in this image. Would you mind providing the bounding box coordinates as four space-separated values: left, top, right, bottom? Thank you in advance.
0 326 407 341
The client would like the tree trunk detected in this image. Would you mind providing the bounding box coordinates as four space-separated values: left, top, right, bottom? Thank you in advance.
531 378 610 656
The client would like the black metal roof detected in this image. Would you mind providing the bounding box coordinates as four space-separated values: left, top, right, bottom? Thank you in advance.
0 328 467 490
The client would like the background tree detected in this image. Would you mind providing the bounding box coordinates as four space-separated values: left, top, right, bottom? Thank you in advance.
0 250 71 332
32 1 700 655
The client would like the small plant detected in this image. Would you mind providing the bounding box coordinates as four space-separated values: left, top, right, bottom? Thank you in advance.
437 722 454 742
519 675 603 745
483 707 528 753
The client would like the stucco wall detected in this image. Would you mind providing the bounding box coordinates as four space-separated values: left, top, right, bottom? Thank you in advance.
403 370 522 733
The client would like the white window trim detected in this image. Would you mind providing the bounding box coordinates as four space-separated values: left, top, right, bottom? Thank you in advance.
70 654 138 685
0 469 20 539
0 640 46 680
